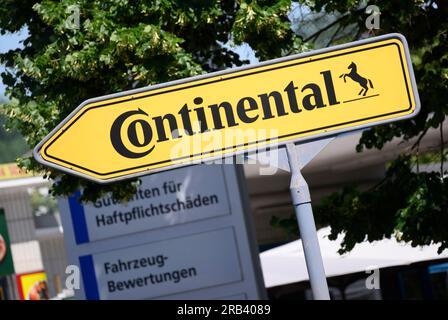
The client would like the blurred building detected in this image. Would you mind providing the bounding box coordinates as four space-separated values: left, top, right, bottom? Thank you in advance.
0 121 446 299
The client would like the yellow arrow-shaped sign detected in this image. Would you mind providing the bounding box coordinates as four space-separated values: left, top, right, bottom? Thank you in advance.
34 34 419 183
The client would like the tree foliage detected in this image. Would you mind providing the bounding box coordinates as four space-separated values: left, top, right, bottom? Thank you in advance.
0 0 305 202
272 0 448 253
0 114 28 163
0 96 28 163
1 0 447 253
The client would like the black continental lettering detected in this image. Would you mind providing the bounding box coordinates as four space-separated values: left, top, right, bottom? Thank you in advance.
178 104 194 135
110 70 344 160
209 101 238 129
301 83 325 110
110 108 155 158
321 70 340 105
284 81 301 113
153 113 180 142
259 91 288 119
237 97 259 123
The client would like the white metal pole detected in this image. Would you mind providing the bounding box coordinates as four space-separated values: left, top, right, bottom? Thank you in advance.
286 143 330 300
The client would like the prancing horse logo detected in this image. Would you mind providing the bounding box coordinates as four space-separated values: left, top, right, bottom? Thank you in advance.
340 62 374 96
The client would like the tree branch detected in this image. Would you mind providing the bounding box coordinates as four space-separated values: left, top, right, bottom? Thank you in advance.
325 24 342 47
411 126 429 151
303 6 367 43
303 13 350 42
441 122 444 175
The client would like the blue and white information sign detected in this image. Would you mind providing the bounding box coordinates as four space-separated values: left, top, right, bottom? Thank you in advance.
58 164 265 300
66 165 231 244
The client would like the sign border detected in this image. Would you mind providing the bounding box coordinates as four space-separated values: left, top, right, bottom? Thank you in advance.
34 33 420 184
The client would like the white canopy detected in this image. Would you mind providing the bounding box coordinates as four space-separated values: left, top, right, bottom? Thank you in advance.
260 227 448 288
